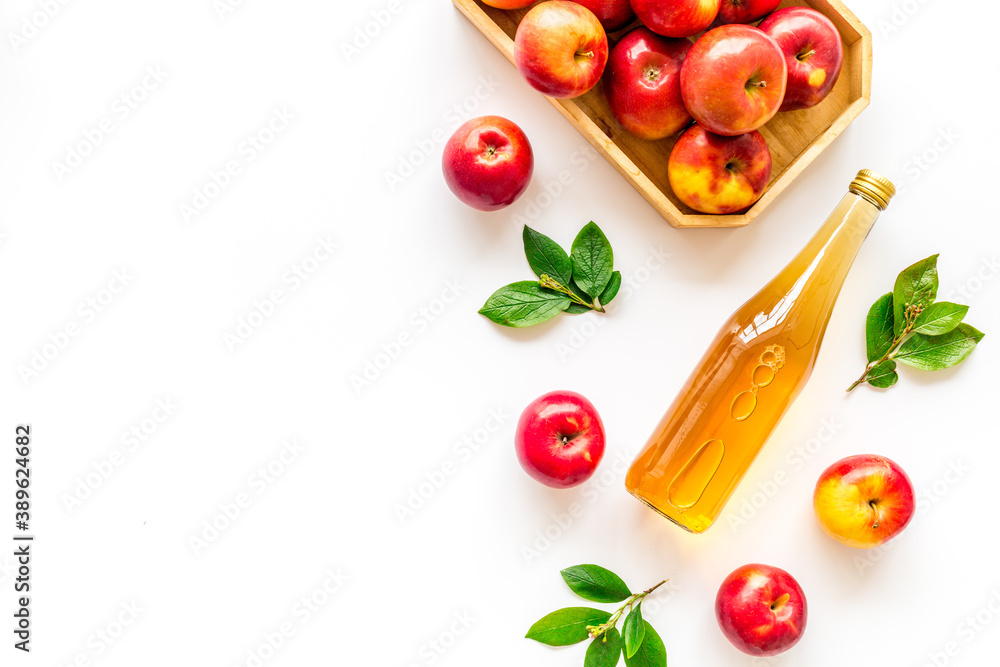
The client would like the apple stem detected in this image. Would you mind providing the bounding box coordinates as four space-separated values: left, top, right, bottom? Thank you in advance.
870 500 880 529
747 80 767 88
797 49 816 61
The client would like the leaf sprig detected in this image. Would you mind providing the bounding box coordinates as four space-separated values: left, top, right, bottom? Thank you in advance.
479 223 621 328
848 254 984 390
525 564 669 667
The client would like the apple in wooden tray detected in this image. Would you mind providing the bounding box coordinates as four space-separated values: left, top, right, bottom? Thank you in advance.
631 0 721 38
668 124 771 214
603 27 692 140
714 0 781 25
571 0 636 32
680 24 787 135
759 7 844 111
514 1 609 99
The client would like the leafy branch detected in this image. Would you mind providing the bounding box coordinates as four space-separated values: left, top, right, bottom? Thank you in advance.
479 223 621 328
525 565 670 667
848 254 984 391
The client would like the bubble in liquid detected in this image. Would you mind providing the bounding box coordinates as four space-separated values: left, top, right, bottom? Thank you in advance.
752 364 775 387
731 390 758 421
667 439 725 510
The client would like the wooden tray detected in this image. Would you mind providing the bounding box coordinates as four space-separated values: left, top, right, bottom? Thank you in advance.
452 0 872 228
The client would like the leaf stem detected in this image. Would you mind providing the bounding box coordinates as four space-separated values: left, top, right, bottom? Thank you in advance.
539 274 605 313
847 303 921 391
587 580 668 640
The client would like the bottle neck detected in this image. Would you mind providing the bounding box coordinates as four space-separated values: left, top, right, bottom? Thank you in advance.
789 191 882 292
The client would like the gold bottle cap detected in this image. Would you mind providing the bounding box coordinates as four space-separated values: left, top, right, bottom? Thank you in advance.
849 169 896 210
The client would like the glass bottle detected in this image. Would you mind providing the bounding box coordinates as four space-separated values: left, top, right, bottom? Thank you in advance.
625 170 896 533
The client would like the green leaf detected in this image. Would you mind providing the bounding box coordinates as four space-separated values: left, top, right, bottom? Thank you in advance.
585 628 622 667
565 303 592 314
571 221 614 299
866 360 898 388
912 301 968 335
865 292 895 362
561 565 631 603
599 271 622 307
893 254 939 335
894 323 985 371
623 621 665 667
523 225 573 287
478 281 570 328
525 608 612 647
622 604 645 659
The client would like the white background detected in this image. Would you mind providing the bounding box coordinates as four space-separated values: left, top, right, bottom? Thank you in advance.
2 0 999 666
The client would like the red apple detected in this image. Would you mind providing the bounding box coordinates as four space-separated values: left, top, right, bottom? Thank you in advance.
604 28 692 140
631 0 721 38
716 564 807 657
814 454 915 549
680 25 787 135
442 116 534 212
514 390 606 489
514 1 609 99
572 0 636 32
668 124 771 214
715 0 780 25
759 7 844 111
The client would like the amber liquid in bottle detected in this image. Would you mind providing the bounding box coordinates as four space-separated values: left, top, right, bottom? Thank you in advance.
625 171 895 533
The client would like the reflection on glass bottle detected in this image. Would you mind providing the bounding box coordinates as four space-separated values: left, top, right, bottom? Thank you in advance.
626 170 896 534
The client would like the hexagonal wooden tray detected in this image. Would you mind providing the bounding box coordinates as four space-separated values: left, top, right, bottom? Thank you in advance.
452 0 872 228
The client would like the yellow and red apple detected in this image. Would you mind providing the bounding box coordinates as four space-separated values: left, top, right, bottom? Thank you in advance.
668 124 771 214
814 454 916 549
604 27 692 140
514 1 609 99
680 24 787 136
759 7 844 111
632 0 721 38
